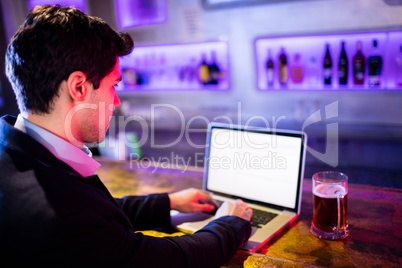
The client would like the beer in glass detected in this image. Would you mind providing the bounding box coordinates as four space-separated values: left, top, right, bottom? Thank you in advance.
311 171 349 240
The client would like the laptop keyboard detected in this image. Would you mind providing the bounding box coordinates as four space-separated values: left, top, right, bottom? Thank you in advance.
251 209 277 228
213 200 277 228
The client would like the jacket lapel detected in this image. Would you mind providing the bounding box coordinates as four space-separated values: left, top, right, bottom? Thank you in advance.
1 115 84 177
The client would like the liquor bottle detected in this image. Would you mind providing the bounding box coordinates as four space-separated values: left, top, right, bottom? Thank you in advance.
265 49 274 86
188 57 198 83
323 43 332 85
122 68 138 86
150 53 157 77
291 53 304 83
279 47 288 85
158 53 167 82
353 41 365 85
308 56 320 87
208 51 221 85
141 55 150 85
338 41 348 85
368 39 383 87
198 53 210 85
135 58 144 85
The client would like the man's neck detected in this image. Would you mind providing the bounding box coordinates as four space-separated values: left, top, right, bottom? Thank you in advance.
22 111 84 148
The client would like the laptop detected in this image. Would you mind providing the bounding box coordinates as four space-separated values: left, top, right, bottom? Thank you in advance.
173 122 307 252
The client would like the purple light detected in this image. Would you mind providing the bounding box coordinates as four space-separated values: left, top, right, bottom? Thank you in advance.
119 41 231 91
255 31 402 91
387 31 402 89
114 0 168 29
28 0 87 12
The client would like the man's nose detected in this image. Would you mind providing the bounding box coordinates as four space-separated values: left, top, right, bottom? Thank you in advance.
114 92 121 108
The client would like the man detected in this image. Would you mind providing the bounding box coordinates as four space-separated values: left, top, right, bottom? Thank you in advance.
0 5 252 267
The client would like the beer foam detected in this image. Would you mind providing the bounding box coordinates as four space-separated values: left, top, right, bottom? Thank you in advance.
313 184 347 198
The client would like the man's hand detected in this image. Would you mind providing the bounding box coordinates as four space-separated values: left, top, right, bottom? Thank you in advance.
215 199 253 222
169 188 219 213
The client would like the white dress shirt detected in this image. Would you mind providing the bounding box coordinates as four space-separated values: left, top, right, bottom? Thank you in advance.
14 114 101 177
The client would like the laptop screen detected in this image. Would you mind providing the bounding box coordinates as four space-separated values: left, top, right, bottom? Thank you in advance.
205 124 305 211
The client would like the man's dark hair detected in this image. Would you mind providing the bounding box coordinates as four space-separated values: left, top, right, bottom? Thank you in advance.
5 5 134 114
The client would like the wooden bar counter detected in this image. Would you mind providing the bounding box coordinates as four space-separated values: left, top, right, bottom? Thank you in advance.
95 157 402 268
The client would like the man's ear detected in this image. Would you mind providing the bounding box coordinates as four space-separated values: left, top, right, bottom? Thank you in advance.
67 71 89 101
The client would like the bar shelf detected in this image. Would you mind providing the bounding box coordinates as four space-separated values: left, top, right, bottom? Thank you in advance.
119 41 231 92
254 31 402 91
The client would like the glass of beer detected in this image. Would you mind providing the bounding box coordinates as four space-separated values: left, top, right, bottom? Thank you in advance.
311 171 349 240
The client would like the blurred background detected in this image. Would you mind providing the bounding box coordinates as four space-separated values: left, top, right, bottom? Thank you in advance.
1 0 401 188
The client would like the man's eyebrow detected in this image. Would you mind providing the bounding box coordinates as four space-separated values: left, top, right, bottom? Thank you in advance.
115 76 122 82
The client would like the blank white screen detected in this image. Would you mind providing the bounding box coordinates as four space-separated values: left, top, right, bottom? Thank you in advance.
206 128 302 209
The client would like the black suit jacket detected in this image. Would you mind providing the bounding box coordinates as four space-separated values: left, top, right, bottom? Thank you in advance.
0 115 251 268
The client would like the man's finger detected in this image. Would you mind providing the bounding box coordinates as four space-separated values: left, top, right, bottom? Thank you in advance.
200 191 220 208
194 203 215 212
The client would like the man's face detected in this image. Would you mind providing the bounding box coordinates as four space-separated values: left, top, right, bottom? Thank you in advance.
79 59 122 144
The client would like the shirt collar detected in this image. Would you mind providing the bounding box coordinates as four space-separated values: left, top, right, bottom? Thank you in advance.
14 114 101 177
